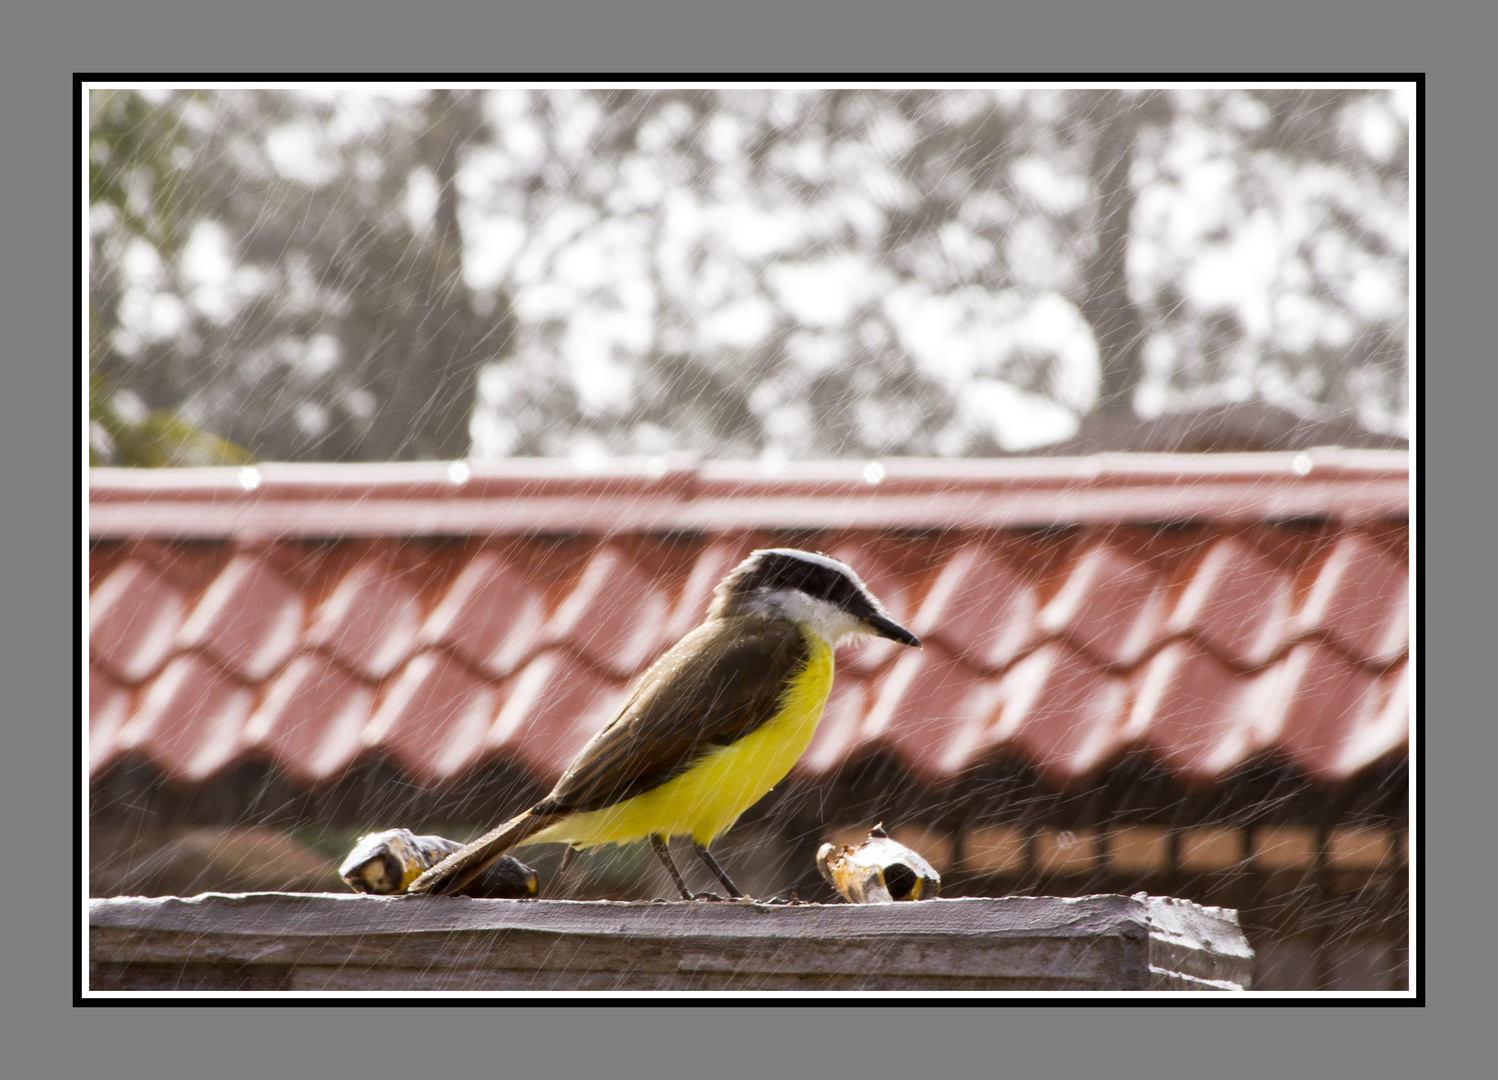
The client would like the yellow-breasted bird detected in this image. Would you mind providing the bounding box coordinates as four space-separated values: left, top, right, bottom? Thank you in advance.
407 548 920 900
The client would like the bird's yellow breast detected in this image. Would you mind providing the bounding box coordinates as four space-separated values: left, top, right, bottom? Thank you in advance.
526 628 835 849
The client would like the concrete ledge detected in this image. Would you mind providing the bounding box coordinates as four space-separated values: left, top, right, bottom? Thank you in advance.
90 892 1253 991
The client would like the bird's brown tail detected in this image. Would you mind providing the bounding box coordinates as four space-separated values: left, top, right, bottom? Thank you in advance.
406 810 560 896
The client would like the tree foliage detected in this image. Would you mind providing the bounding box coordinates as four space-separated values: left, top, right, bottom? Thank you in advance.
89 90 254 466
88 86 1410 464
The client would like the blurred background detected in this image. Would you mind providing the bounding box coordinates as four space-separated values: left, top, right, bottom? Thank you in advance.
87 85 1413 992
89 85 1409 467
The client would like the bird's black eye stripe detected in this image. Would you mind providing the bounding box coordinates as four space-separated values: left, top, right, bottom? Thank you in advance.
747 553 866 610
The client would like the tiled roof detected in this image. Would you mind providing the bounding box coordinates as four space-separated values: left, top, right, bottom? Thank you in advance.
88 452 1410 794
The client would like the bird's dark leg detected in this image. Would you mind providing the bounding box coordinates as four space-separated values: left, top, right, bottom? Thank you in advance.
693 843 746 899
548 845 578 898
650 836 695 901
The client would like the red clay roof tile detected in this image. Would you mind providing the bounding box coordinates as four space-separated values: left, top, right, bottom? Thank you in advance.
241 654 375 784
174 553 306 681
660 535 762 641
361 651 501 784
87 454 1410 796
114 654 255 782
910 542 1039 671
1291 533 1409 666
1037 543 1165 667
1267 644 1403 782
1125 641 1269 787
1333 661 1410 777
1162 536 1295 669
991 642 1132 788
417 550 550 678
486 649 631 780
540 546 673 678
859 643 993 782
303 555 425 679
89 558 187 683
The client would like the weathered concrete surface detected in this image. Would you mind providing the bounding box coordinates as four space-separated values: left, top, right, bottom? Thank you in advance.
89 891 1252 991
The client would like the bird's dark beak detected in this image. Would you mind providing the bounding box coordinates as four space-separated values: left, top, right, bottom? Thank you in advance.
865 612 921 648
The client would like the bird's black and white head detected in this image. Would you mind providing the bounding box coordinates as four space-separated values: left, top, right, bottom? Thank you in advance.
708 548 921 648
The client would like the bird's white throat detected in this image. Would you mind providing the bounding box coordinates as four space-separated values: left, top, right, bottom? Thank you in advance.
744 588 869 647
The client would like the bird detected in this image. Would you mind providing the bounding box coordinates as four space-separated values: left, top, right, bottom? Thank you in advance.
406 547 921 900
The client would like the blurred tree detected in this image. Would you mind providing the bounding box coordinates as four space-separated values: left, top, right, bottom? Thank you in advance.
88 86 1409 463
89 88 515 462
89 371 253 467
89 90 252 466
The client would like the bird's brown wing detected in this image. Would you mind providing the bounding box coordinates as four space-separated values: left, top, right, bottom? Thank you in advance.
537 616 810 815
